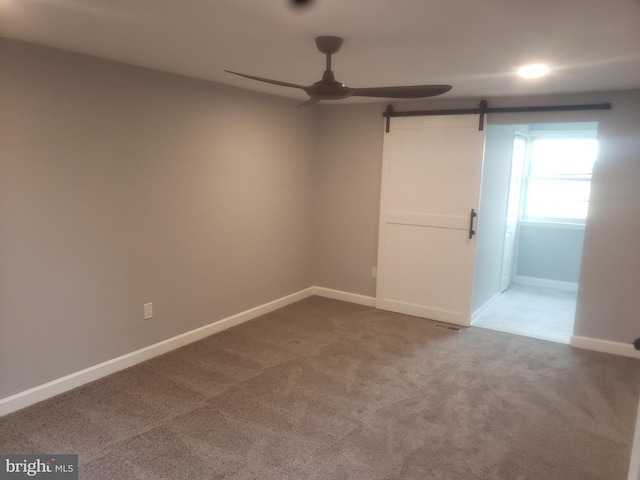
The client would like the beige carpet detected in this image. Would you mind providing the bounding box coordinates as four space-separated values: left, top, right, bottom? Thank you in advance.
1 296 639 479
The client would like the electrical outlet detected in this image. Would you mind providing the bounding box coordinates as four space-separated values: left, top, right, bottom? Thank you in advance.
372 267 378 279
144 302 153 320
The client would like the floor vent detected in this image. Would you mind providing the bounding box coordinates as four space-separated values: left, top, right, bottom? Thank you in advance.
434 323 464 333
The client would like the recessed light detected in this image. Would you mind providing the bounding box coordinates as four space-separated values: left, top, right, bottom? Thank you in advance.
517 64 550 79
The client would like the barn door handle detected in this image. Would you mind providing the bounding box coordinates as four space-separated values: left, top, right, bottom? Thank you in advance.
469 209 477 239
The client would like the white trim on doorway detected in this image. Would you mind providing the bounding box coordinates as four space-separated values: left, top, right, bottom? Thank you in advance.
471 292 501 323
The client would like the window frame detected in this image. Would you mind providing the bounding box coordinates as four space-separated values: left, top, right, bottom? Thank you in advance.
520 130 598 227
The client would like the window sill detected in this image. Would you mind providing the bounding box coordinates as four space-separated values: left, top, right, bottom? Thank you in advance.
519 220 586 230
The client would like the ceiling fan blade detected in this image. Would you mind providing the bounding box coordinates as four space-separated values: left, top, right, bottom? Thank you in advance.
226 37 454 105
296 97 323 108
224 70 309 90
350 84 452 99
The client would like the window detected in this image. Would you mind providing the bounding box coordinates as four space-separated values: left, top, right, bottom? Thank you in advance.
523 135 598 223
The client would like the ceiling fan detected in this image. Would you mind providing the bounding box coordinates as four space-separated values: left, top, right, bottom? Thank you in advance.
225 36 452 107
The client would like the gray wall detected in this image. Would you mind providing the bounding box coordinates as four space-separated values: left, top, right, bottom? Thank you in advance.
515 225 585 283
471 125 517 311
0 39 316 399
314 90 640 345
312 104 383 295
572 91 640 342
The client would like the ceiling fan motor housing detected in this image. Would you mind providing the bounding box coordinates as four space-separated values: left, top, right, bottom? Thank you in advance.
315 36 344 55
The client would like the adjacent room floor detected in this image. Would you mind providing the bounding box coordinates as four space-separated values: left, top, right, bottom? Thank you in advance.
472 283 577 344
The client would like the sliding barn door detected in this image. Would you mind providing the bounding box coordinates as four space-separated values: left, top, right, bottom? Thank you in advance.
376 115 485 326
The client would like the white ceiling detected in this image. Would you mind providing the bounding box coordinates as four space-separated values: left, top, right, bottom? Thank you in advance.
1 0 639 103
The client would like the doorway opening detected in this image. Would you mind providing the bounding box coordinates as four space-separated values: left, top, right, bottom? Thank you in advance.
471 122 599 344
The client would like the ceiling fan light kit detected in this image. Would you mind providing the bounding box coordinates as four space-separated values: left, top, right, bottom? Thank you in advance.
225 36 452 106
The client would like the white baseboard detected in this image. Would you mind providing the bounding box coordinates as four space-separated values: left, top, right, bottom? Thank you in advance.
312 286 376 306
513 275 578 292
11 285 635 418
0 287 315 417
471 292 501 323
570 335 640 360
